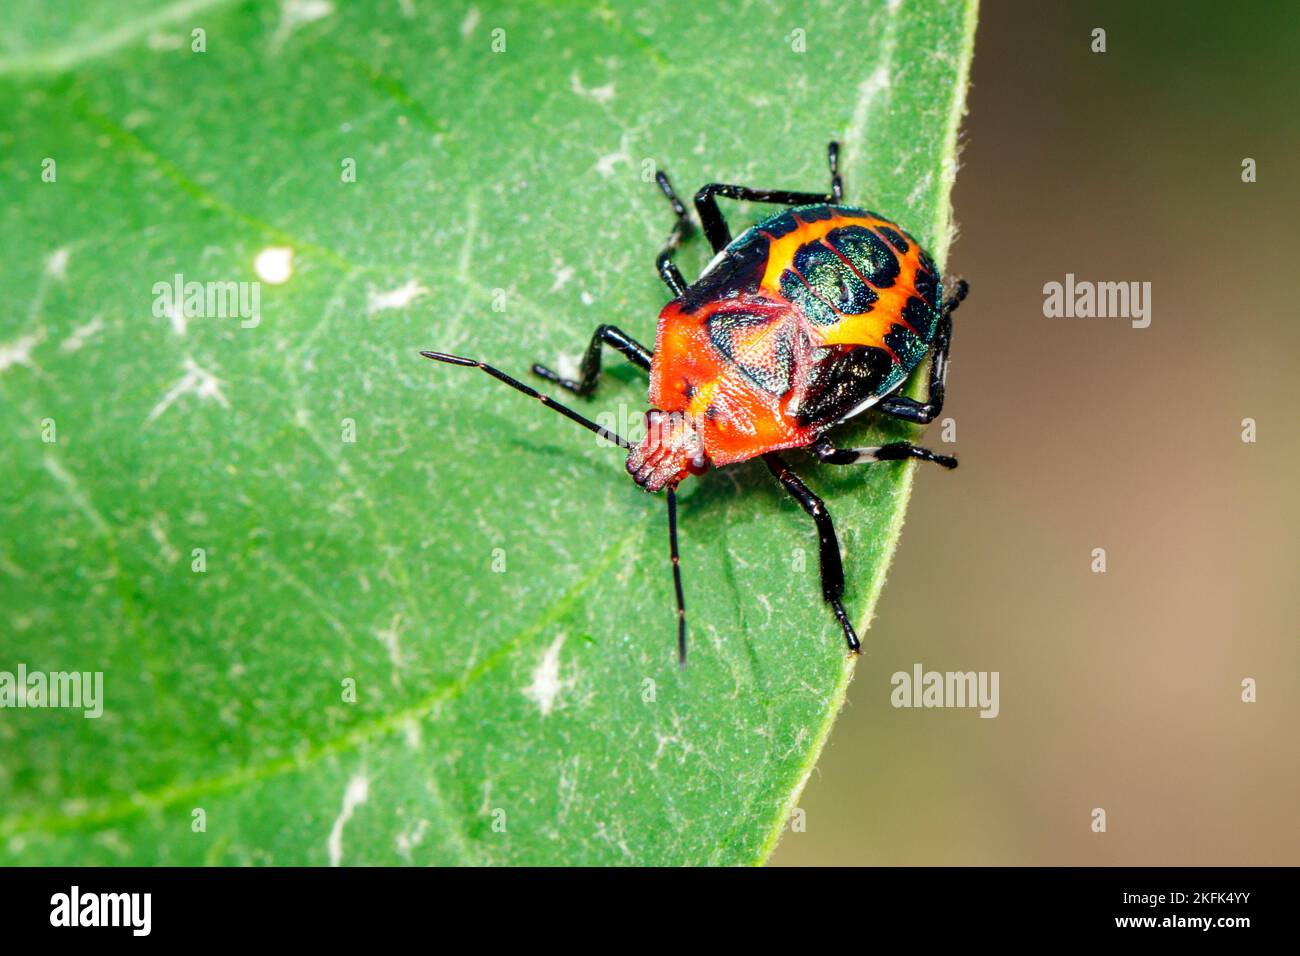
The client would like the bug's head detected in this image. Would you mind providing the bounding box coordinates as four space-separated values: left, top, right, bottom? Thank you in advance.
626 409 710 492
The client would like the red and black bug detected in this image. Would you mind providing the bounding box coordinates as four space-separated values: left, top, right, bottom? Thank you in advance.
423 142 968 663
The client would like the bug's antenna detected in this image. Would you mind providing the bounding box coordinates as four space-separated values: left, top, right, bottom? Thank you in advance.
420 351 631 449
666 485 687 667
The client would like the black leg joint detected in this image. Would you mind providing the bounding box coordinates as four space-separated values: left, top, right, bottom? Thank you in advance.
532 324 651 396
656 249 688 298
811 438 957 470
874 442 958 469
877 395 940 424
654 170 694 297
763 453 860 653
694 182 835 253
879 279 968 426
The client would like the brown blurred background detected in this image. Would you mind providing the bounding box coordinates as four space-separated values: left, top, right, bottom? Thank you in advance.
772 0 1300 865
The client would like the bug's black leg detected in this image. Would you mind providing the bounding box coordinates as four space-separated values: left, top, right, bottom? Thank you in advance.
811 439 958 470
693 140 843 252
666 485 688 666
763 453 860 654
692 141 845 251
878 279 969 424
695 182 836 252
654 171 694 297
691 140 842 251
531 324 651 397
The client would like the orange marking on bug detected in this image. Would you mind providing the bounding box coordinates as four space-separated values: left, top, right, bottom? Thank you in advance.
818 238 921 339
813 224 935 354
757 211 893 295
817 292 917 352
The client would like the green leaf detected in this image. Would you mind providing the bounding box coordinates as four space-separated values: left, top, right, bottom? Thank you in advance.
0 0 977 865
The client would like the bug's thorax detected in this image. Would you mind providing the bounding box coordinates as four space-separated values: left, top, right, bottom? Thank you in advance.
625 408 710 492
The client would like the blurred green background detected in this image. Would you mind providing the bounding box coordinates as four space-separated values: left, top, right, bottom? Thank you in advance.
772 0 1300 865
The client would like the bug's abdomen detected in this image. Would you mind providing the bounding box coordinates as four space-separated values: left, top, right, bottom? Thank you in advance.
760 207 941 389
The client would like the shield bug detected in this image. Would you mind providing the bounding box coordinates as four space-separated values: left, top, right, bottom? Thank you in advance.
423 142 968 664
